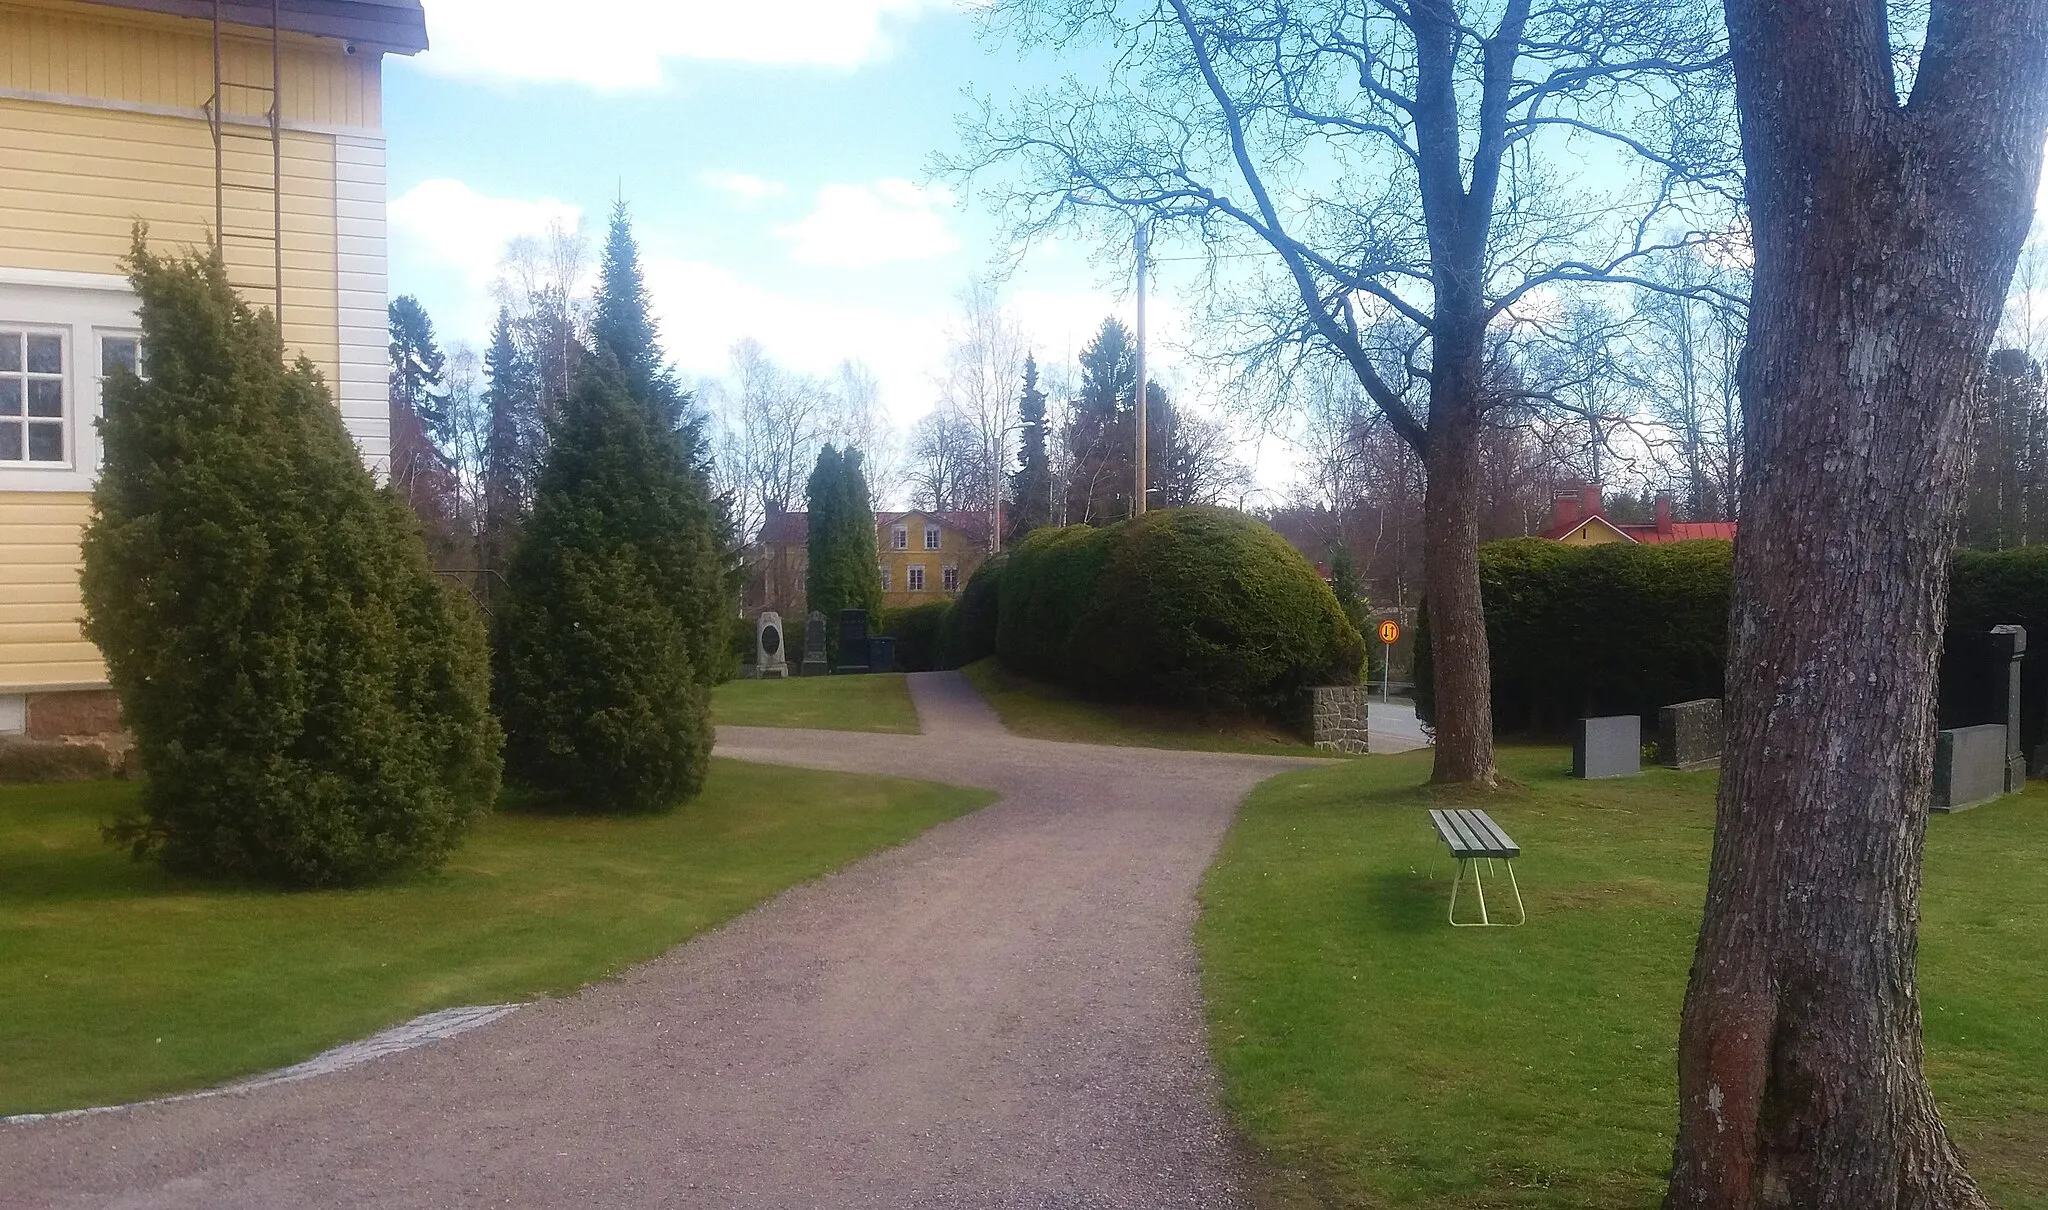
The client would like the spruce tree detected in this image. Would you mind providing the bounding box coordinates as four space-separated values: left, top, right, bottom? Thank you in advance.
82 237 501 886
479 307 528 593
805 445 883 666
494 203 732 811
1009 354 1053 539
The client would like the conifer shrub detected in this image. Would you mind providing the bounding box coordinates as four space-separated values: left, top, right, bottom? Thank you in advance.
493 205 732 814
805 445 883 667
81 240 501 886
942 553 1006 665
493 363 716 813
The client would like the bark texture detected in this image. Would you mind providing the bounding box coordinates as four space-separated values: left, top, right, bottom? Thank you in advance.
1666 5 2048 1208
1421 343 1498 786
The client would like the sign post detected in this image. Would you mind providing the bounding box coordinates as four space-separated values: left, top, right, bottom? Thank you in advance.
1376 619 1401 703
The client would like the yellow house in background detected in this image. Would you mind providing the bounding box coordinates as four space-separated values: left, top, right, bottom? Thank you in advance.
0 0 425 738
877 510 995 609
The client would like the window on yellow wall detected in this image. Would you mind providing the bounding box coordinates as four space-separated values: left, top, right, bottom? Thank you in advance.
892 526 908 550
943 565 959 592
924 525 941 549
880 565 892 592
908 565 925 592
1 328 67 465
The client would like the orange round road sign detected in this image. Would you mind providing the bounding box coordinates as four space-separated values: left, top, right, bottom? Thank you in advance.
1377 620 1401 645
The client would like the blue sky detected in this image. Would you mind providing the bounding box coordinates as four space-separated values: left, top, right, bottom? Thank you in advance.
382 1 1200 454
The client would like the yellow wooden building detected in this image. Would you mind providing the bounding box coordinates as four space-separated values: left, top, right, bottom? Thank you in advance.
876 510 994 608
0 0 425 738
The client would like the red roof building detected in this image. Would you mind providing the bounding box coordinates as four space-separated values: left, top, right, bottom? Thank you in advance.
1542 484 1738 546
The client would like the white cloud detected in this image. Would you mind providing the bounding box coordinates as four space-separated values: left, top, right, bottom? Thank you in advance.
415 0 956 90
701 171 788 204
389 178 583 292
773 179 960 268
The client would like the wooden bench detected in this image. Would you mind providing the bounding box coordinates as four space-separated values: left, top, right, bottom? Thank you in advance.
1428 808 1525 927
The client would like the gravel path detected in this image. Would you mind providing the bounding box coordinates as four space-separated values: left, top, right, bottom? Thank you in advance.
3 671 1323 1209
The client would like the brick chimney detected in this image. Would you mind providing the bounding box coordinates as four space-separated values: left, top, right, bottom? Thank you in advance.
1655 492 1674 536
1552 488 1581 533
1580 482 1604 521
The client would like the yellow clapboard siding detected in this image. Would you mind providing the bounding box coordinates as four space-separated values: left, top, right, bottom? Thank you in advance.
0 96 339 377
0 491 96 686
0 1 381 129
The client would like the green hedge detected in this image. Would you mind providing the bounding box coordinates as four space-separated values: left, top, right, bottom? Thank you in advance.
995 508 1364 715
942 554 1005 667
1942 547 2048 758
878 602 953 672
1414 538 1733 735
1413 539 2048 745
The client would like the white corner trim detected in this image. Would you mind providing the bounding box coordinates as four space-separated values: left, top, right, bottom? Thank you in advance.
0 267 131 293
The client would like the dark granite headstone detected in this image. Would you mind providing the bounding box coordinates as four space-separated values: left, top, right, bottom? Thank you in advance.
1932 723 2009 812
801 610 828 677
1990 624 2027 792
1573 715 1641 779
869 635 898 674
836 609 871 674
1657 699 1722 770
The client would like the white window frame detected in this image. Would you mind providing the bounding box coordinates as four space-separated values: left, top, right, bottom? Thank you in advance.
924 524 942 550
942 565 959 592
907 564 925 592
0 271 141 493
879 564 892 592
892 525 908 551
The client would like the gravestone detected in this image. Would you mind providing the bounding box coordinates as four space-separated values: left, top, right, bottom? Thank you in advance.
756 611 788 679
1932 724 2009 812
1657 699 1723 770
1990 624 2027 792
1573 715 1641 779
869 635 898 674
1308 686 1370 754
836 609 871 674
801 610 829 677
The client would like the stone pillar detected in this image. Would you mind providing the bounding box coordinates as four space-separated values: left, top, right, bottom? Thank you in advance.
1990 624 2027 792
1309 686 1370 754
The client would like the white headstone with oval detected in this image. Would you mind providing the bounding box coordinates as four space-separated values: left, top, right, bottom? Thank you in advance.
757 612 788 679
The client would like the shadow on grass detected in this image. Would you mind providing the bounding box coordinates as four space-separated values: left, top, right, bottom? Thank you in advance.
1363 869 1442 934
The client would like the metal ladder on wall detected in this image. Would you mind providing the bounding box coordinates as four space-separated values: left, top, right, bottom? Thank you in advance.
203 0 285 330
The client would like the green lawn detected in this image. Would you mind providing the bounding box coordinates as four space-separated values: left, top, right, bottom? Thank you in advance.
0 760 992 1115
1198 748 2048 1209
712 672 921 733
961 658 1331 757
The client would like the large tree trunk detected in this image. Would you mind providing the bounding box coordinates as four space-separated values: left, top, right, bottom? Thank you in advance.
1666 6 2048 1207
1422 334 1497 787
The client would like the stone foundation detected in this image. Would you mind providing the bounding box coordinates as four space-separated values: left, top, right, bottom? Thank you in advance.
1309 685 1370 754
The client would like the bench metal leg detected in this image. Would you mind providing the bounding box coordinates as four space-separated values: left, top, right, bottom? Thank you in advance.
1448 857 1526 928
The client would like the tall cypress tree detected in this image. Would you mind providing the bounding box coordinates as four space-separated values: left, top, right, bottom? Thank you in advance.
806 445 883 667
493 203 732 811
1009 354 1052 539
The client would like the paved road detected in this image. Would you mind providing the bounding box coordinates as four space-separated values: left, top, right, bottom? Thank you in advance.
3 672 1323 1209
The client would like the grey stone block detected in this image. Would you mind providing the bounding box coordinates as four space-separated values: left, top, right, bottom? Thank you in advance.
1573 715 1641 779
801 609 829 676
1657 698 1723 770
1308 685 1370 754
1932 724 2011 813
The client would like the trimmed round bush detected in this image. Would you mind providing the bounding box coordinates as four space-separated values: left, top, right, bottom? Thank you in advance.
1074 508 1365 713
994 508 1363 715
82 240 502 887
